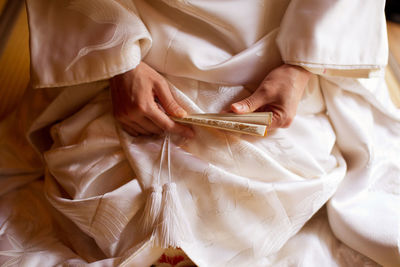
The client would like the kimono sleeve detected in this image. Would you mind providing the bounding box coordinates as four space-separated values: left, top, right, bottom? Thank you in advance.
26 0 152 88
276 0 388 78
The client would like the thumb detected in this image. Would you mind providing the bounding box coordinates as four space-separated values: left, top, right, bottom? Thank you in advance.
231 90 266 114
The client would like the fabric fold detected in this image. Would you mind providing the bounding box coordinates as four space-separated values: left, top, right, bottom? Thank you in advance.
26 0 152 88
276 0 388 78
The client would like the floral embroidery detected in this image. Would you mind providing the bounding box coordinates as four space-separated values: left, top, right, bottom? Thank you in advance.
152 248 196 267
66 0 149 70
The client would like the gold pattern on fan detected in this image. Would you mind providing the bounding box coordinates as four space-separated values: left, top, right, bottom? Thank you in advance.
171 112 272 136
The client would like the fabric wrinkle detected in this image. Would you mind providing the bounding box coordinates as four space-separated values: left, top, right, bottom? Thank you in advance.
1 0 399 266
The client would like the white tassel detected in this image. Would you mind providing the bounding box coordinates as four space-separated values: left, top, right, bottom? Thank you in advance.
139 135 168 238
155 182 193 248
139 185 162 237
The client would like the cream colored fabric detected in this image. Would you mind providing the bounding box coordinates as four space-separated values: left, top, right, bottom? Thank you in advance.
277 0 388 71
27 0 151 88
1 0 399 266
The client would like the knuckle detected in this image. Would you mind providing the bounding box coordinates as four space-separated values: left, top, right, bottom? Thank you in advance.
136 103 148 114
156 78 168 89
242 98 254 109
258 84 269 94
280 112 294 128
164 101 179 112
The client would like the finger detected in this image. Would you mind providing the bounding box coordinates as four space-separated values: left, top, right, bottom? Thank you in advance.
124 121 152 135
135 116 163 135
116 102 160 135
269 111 282 130
154 81 187 118
231 89 267 114
121 124 138 137
146 105 194 138
266 107 293 129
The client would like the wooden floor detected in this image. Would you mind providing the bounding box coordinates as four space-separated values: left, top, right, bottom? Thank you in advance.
0 1 29 120
386 21 400 106
0 6 399 120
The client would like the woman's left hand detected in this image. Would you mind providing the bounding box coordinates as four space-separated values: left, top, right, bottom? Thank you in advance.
231 64 311 129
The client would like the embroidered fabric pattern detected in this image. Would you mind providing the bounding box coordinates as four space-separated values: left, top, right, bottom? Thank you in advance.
66 0 150 70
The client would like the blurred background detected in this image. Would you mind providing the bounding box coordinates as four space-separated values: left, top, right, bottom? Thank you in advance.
0 0 399 120
386 0 400 23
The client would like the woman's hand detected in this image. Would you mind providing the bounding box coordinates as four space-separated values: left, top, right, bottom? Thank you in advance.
110 62 194 138
231 64 311 129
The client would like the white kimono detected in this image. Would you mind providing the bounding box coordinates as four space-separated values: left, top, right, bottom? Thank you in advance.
0 0 399 266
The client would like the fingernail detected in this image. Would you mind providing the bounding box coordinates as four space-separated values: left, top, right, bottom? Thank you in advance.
232 103 244 112
177 108 187 118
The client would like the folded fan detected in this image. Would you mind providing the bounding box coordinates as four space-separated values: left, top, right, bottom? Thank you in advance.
171 112 272 136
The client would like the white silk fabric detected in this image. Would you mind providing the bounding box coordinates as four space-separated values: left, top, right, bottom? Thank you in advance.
1 0 399 266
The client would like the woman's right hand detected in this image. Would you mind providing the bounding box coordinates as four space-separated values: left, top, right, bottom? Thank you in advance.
110 62 194 138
